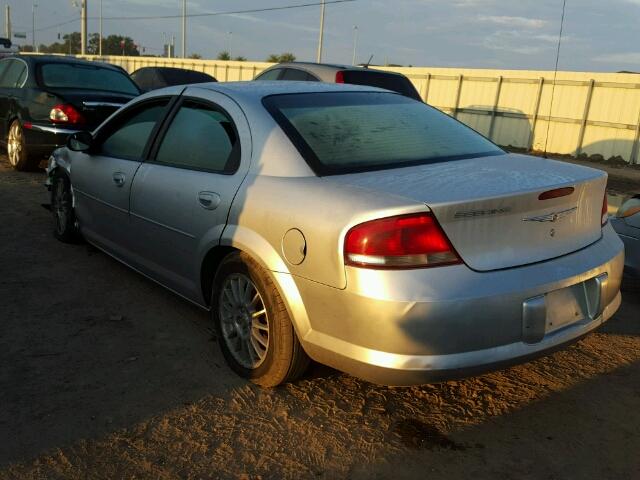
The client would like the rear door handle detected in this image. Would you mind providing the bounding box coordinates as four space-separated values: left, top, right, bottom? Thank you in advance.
198 191 221 210
112 172 125 187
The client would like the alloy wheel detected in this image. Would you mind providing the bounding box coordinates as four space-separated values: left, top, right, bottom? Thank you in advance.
7 122 23 167
219 273 270 369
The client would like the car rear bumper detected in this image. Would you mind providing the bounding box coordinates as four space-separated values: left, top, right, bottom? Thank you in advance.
287 224 624 385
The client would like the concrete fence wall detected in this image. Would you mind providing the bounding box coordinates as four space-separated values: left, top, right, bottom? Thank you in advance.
80 55 640 164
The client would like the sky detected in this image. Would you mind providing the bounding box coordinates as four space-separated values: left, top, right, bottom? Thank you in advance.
4 0 640 72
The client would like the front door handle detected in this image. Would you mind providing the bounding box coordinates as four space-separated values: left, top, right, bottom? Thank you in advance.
112 172 126 187
198 191 221 210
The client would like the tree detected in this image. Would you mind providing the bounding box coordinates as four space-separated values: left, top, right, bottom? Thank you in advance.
266 52 296 63
234 56 247 61
101 35 140 56
279 52 296 63
189 53 202 59
39 32 80 54
217 51 231 61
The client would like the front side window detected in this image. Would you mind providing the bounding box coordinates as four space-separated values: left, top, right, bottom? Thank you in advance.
100 101 169 159
280 69 314 81
154 101 239 173
264 92 504 175
39 63 140 95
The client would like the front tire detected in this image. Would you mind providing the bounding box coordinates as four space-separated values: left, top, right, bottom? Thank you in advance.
7 120 38 171
51 172 80 243
212 251 309 387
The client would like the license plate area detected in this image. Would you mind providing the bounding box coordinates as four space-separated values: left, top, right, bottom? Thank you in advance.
522 273 607 344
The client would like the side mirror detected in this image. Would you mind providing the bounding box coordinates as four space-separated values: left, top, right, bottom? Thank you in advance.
67 131 93 152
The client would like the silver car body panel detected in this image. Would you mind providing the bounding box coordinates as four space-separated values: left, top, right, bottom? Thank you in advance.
51 81 624 385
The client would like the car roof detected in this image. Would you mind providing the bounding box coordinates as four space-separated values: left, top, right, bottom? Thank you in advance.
11 54 123 71
190 80 391 100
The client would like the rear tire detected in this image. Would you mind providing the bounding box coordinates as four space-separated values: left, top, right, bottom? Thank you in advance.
212 251 310 387
51 171 80 243
7 120 39 171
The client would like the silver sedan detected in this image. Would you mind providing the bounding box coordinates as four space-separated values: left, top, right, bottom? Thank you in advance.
46 82 624 386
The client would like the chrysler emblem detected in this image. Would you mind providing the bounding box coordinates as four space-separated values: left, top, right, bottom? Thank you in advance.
523 206 577 223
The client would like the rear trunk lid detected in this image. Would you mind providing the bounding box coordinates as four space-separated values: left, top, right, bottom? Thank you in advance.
329 154 607 271
45 89 135 128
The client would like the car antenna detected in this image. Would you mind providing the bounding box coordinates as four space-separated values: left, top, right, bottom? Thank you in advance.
362 54 374 68
543 0 566 159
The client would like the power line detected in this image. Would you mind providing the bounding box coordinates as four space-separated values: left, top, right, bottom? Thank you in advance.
92 0 356 21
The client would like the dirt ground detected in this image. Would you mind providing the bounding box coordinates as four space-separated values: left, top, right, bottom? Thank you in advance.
0 154 639 480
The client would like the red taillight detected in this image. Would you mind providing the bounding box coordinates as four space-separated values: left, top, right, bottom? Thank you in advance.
344 212 461 269
50 104 84 124
601 193 608 226
335 70 345 83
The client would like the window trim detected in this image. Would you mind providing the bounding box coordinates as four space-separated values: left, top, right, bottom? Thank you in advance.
262 91 505 177
145 96 241 175
93 96 176 162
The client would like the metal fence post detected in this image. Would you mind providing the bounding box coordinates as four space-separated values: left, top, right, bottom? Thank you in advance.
631 106 640 165
238 64 243 81
225 64 229 82
527 77 544 151
487 75 503 141
422 73 431 103
576 79 595 157
453 74 463 119
252 65 257 80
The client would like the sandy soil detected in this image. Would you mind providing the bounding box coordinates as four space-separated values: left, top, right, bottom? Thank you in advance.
0 155 639 480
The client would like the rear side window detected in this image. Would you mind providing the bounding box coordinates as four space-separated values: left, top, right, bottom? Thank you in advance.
154 101 239 173
255 68 283 81
100 101 169 159
341 70 421 100
0 60 26 88
264 92 504 176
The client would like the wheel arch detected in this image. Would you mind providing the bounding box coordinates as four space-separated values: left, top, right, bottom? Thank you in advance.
200 225 312 338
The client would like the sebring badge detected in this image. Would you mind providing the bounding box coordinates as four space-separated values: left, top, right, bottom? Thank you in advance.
522 206 577 223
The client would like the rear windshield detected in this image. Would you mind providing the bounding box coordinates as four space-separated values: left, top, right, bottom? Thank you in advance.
39 63 140 95
264 92 504 176
341 70 421 100
161 69 215 85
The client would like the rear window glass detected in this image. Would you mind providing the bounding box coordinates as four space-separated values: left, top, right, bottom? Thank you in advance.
264 92 504 176
39 63 139 95
341 70 421 100
160 69 215 85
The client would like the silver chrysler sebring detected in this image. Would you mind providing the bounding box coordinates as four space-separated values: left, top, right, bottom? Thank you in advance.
46 81 624 387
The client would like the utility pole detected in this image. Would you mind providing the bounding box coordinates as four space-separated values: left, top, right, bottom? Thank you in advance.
352 25 358 65
5 6 11 40
80 0 87 55
181 0 186 58
32 1 37 52
171 34 175 58
316 0 325 63
99 0 103 56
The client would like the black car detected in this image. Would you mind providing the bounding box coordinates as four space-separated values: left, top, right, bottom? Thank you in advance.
0 55 140 171
130 67 216 93
254 62 422 101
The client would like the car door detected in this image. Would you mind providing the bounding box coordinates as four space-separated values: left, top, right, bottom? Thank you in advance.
128 87 251 302
0 59 27 139
71 96 174 259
